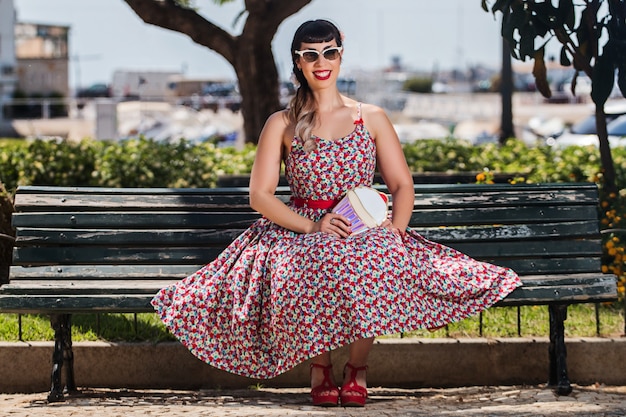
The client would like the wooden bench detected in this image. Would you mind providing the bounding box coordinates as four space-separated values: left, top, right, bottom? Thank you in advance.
0 183 617 401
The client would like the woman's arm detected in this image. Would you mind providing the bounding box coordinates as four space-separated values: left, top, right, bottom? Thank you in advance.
249 111 349 236
249 111 316 234
364 105 415 232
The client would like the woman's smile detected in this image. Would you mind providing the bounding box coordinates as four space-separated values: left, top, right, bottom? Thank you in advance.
313 70 332 80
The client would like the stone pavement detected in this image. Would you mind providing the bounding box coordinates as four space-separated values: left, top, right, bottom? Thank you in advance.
2 385 626 416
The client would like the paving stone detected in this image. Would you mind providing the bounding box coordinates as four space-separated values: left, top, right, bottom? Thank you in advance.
2 385 626 416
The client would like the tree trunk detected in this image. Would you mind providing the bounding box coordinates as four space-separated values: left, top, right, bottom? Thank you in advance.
123 0 312 144
234 25 282 144
595 105 617 193
0 182 14 284
500 20 515 143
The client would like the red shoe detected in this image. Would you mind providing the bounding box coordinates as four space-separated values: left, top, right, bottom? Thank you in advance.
340 363 368 407
310 363 339 407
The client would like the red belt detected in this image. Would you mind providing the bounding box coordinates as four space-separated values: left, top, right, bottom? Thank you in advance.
292 197 339 209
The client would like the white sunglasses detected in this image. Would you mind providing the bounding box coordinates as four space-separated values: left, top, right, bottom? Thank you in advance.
294 46 343 63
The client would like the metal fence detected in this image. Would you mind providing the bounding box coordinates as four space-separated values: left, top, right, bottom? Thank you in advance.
4 301 623 342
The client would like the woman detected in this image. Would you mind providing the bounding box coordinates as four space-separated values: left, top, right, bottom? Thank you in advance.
151 19 522 408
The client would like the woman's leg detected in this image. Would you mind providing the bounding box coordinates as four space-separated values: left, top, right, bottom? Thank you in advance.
344 337 374 387
310 351 335 390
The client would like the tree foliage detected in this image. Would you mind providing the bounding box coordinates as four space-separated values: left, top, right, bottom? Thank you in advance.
122 0 312 143
482 0 626 191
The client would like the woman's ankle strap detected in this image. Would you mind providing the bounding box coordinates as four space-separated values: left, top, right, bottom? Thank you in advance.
345 362 368 371
311 363 333 370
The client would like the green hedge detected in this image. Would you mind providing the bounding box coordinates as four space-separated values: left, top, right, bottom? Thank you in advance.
3 137 626 191
0 137 257 191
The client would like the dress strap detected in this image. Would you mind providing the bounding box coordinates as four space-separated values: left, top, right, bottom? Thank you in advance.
354 103 363 125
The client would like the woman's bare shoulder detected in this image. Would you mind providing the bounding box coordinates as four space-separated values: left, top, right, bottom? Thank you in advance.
260 109 295 146
359 102 388 119
265 109 291 128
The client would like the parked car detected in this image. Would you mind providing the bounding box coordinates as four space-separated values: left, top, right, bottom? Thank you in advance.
548 101 626 148
607 114 626 146
75 83 112 98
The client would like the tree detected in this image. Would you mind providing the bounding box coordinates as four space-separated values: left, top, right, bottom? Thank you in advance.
483 0 626 191
500 20 515 143
123 0 312 144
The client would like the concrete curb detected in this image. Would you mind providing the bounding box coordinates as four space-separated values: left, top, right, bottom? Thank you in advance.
2 337 625 393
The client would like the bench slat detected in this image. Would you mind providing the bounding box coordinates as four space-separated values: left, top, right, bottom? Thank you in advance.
1 274 611 294
11 205 598 229
11 240 602 267
450 239 602 258
15 228 245 246
0 295 154 313
498 284 618 306
0 279 172 294
0 276 616 314
12 212 262 228
15 189 598 211
8 265 201 279
12 247 225 265
5 258 603 281
420 221 599 241
483 257 602 275
12 220 601 246
408 206 599 226
13 184 598 212
13 183 599 208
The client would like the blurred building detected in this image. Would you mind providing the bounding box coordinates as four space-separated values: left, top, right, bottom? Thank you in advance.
15 22 70 97
0 0 17 120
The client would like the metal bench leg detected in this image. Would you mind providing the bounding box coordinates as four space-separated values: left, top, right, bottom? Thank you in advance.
63 314 77 393
48 314 76 402
548 304 572 395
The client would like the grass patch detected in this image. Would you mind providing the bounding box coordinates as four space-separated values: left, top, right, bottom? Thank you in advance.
0 303 623 342
0 313 176 342
389 303 624 339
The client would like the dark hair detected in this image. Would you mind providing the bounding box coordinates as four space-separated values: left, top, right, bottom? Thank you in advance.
288 20 342 152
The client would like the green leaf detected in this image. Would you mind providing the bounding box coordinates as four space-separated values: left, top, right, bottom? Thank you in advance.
481 0 489 13
618 60 626 99
491 0 510 13
560 46 572 67
533 48 552 98
591 47 616 107
519 23 538 59
510 2 528 28
502 10 519 47
558 0 576 30
532 2 558 32
574 7 593 71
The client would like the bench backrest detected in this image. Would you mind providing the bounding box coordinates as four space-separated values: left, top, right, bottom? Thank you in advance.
9 183 603 281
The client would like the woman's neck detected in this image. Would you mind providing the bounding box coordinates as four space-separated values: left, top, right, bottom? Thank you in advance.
312 89 346 113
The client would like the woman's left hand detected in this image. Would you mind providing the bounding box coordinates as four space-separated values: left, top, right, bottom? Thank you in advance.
380 219 405 236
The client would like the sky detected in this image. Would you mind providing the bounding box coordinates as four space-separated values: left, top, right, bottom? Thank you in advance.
14 0 507 90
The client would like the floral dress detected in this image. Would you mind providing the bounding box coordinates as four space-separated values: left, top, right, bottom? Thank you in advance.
151 108 522 379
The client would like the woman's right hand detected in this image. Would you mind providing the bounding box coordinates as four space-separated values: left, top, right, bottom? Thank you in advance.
314 213 351 238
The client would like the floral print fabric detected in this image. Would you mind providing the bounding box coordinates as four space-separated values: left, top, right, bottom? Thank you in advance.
151 118 522 379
